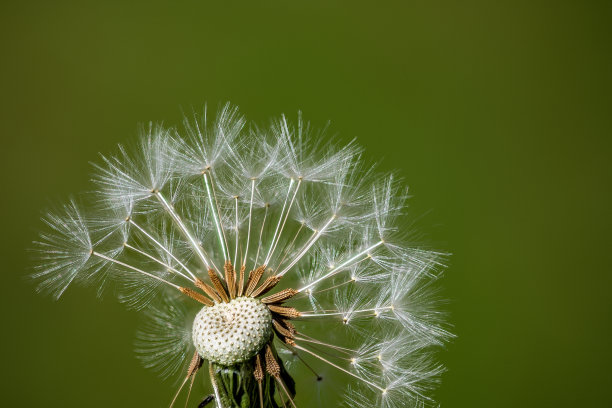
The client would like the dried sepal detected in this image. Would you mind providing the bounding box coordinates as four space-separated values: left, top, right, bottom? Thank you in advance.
207 269 229 303
194 278 222 303
268 305 302 319
250 275 281 298
179 287 214 306
245 265 265 296
261 288 298 304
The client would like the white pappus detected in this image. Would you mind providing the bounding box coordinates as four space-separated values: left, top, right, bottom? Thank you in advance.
32 103 452 408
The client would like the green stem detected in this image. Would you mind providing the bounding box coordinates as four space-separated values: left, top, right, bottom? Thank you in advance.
209 357 296 408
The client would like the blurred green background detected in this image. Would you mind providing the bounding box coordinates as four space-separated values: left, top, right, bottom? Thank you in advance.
1 0 610 406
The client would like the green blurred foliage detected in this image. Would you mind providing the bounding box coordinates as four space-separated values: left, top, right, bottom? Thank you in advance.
1 0 610 407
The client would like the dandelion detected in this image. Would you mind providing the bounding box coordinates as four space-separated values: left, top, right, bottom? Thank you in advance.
32 104 452 407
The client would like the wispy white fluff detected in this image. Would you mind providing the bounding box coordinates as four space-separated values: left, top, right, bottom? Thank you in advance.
135 296 193 380
33 104 451 408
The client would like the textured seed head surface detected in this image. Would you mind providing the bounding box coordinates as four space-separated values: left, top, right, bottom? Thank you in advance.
192 297 273 366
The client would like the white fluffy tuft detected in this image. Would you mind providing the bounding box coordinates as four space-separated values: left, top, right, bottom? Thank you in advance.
33 104 451 407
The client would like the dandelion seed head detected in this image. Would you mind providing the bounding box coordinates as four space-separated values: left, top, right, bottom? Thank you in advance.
32 104 451 407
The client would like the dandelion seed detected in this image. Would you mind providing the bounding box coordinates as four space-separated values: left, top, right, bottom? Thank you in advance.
32 103 452 407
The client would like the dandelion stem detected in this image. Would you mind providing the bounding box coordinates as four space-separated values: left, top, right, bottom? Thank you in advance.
294 345 385 392
298 240 383 291
209 363 224 408
91 251 180 289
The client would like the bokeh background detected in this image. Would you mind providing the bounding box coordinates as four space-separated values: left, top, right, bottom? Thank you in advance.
1 1 610 407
